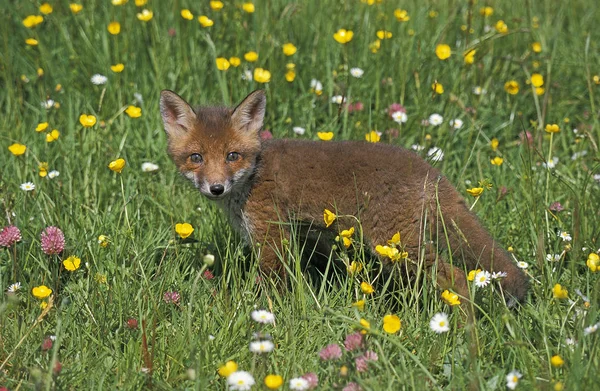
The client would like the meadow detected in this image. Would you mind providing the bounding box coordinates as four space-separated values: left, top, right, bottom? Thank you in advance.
1 0 600 389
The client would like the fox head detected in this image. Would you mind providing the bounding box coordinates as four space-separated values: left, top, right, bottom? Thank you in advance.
160 90 266 200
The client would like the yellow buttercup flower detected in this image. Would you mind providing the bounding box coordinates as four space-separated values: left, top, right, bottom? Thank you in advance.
217 361 237 377
8 143 27 156
216 58 230 71
531 73 544 87
253 68 271 83
323 209 336 227
552 283 568 299
441 290 461 306
317 132 334 141
479 6 493 16
244 51 258 62
46 129 60 143
39 162 48 177
435 44 451 60
264 375 283 389
36 122 49 132
112 0 128 5
587 253 600 272
111 63 125 73
125 106 142 118
369 39 381 53
352 299 365 311
466 187 484 197
282 43 297 56
467 269 481 281
551 355 564 368
136 9 153 22
63 255 81 271
32 285 52 299
432 82 444 94
175 223 194 239
242 3 255 13
23 15 44 28
504 80 519 95
536 87 545 96
490 157 504 166
70 4 83 13
464 49 476 64
108 158 126 173
210 1 224 10
361 281 374 294
365 130 380 143
545 124 560 133
98 235 110 247
229 57 241 67
532 42 542 53
198 16 214 27
394 9 410 22
135 0 147 5
383 314 401 334
333 29 354 44
495 20 508 34
39 3 53 14
490 138 499 151
26 38 39 46
347 261 363 275
285 70 296 82
181 9 193 20
376 30 392 40
107 22 121 35
359 318 370 334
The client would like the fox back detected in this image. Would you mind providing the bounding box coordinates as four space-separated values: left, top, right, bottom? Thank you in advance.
160 90 529 305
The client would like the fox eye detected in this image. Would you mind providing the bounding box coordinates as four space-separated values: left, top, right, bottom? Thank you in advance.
190 153 203 163
226 152 240 162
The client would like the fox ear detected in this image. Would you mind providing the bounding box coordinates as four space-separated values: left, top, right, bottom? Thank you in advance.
231 90 266 134
160 90 197 137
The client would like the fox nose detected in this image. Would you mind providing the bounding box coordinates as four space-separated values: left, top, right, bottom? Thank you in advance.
209 184 225 196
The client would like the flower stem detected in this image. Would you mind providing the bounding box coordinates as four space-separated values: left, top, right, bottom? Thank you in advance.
544 132 554 238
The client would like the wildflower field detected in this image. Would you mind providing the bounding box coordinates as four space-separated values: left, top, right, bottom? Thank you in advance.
2 0 600 389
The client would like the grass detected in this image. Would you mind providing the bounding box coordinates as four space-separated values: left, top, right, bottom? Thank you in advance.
1 0 600 389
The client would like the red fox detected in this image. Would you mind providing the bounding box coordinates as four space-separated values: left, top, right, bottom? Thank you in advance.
160 90 528 304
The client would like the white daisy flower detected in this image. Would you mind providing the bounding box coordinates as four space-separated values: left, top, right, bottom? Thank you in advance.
91 74 108 85
491 271 507 280
350 67 364 78
289 377 310 391
584 324 598 336
227 371 255 391
293 126 306 135
571 150 587 160
392 111 408 124
331 95 344 104
565 337 576 346
242 69 253 81
449 119 463 129
42 99 55 109
542 157 559 169
7 282 21 293
310 79 323 94
249 340 274 353
20 182 35 191
428 113 444 126
516 261 529 269
251 309 275 324
141 162 159 172
134 92 144 104
594 174 600 182
474 270 491 288
506 370 522 390
427 147 444 162
546 254 561 262
429 312 450 333
411 144 424 152
203 254 215 266
472 86 486 95
47 170 60 179
559 231 572 242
